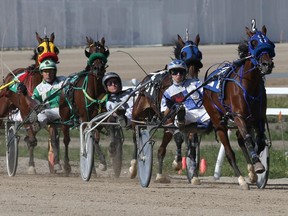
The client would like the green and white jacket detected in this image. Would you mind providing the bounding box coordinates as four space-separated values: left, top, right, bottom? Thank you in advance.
32 76 66 108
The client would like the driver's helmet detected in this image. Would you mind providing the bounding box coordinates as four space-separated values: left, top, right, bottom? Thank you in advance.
102 72 122 91
167 59 187 74
39 59 57 73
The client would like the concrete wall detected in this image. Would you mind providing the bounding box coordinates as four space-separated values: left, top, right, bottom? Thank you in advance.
0 0 287 48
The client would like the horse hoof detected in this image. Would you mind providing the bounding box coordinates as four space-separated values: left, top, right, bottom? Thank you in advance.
27 166 36 174
191 177 201 185
98 163 107 171
238 176 250 190
155 174 171 183
240 183 250 190
64 163 72 175
254 162 265 174
54 163 62 172
172 160 182 171
248 172 257 183
129 159 137 179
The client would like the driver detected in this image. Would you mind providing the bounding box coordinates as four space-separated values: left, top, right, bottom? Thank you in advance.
18 59 66 131
102 72 136 161
161 59 210 129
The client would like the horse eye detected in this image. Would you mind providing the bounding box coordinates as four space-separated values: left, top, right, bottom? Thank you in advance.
37 46 44 54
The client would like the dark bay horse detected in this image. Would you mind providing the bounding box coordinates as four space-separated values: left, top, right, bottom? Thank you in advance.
0 32 59 174
203 25 275 190
131 34 205 184
59 37 109 174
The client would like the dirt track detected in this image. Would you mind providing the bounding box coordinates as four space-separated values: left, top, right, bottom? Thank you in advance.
1 44 288 215
0 157 288 216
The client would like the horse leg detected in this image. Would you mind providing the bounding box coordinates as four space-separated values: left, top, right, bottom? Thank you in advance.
129 132 138 179
217 127 249 190
62 125 71 174
186 133 201 185
155 130 173 183
172 130 183 171
48 125 62 172
234 116 265 174
94 129 107 171
24 127 37 174
255 121 267 155
236 130 257 184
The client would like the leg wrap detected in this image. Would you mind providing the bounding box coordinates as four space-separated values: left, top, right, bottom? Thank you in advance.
244 134 258 162
174 132 183 156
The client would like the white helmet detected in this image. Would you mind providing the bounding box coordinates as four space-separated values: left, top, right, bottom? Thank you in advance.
167 60 187 73
39 59 57 72
102 72 122 91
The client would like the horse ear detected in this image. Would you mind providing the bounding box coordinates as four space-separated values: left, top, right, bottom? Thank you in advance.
50 32 55 42
262 25 267 35
35 32 43 44
86 36 94 46
177 34 185 47
101 37 105 46
245 27 253 37
195 34 200 46
85 49 90 58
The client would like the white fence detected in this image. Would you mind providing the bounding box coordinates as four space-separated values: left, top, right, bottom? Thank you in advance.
266 87 288 116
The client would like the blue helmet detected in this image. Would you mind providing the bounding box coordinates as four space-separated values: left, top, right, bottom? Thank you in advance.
167 60 187 73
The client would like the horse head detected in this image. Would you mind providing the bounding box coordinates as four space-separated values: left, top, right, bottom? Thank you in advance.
245 26 275 75
84 37 110 77
85 37 110 59
174 34 203 79
34 32 59 65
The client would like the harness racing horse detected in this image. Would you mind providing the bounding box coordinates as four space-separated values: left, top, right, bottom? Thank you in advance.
203 25 275 190
131 34 207 184
59 37 109 174
0 32 59 174
0 32 58 120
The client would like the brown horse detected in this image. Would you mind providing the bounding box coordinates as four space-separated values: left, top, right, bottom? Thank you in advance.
0 32 59 174
203 25 275 190
131 34 205 184
0 32 58 120
59 37 109 174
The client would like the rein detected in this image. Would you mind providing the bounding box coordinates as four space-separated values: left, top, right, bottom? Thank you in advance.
213 55 267 122
64 70 107 123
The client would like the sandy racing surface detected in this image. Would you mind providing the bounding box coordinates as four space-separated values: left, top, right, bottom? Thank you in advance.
0 158 288 216
0 156 288 216
1 44 288 215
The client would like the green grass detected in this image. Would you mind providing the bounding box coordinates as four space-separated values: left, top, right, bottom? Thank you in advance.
1 134 288 179
0 96 287 178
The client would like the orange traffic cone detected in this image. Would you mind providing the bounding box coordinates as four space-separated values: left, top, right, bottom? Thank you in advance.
182 156 187 170
178 157 186 175
199 158 207 174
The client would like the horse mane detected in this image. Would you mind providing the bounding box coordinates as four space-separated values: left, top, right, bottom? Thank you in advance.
238 40 249 58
